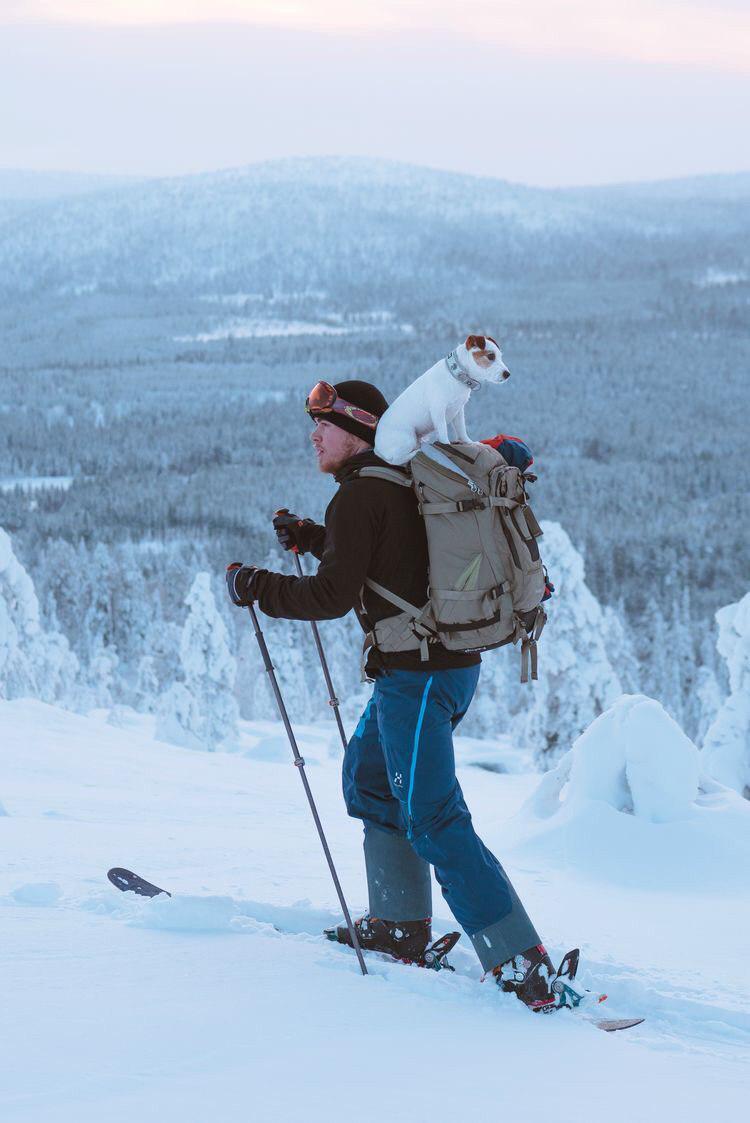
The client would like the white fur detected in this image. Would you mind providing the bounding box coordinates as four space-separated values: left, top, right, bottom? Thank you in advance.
374 337 510 465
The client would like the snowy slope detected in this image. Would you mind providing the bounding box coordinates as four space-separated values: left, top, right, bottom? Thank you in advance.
1 699 748 1122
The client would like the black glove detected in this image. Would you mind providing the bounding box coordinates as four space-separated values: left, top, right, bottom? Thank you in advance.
226 562 259 606
273 510 318 555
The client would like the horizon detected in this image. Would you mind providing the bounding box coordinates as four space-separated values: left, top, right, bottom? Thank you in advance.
2 154 749 195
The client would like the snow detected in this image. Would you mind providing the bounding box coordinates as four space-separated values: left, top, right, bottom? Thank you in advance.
0 476 74 493
176 316 413 342
512 695 750 894
696 268 749 287
155 571 238 752
519 521 622 764
569 694 700 823
703 591 750 797
177 318 357 341
1 697 748 1121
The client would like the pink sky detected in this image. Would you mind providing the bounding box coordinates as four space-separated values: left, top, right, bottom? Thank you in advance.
6 0 750 71
1 1 748 183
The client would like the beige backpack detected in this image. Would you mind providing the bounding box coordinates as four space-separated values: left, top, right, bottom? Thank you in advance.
358 440 547 683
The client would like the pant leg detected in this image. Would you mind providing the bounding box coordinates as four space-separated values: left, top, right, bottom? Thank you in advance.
375 665 542 971
342 691 432 921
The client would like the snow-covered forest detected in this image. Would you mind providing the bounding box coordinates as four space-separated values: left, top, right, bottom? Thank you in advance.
0 159 748 787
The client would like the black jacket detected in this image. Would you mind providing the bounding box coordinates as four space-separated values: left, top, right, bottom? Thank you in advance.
253 449 481 675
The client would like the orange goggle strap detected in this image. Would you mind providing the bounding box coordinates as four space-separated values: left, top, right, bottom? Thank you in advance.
305 381 379 429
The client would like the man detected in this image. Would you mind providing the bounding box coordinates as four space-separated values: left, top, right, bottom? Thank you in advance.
226 379 560 1010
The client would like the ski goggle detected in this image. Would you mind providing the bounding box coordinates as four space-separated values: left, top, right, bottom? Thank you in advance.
305 381 379 429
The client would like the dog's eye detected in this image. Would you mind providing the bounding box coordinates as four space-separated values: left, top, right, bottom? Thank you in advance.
486 351 496 361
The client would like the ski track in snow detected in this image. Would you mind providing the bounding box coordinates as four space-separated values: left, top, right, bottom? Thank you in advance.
104 896 750 1056
9 882 749 1064
1 699 749 1121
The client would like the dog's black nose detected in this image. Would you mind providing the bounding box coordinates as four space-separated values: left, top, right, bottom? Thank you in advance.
501 368 510 380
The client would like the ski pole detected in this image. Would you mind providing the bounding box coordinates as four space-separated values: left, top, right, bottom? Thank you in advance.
245 602 368 976
275 509 349 751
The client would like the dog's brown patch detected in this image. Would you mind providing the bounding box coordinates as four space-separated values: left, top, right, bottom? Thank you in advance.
465 334 486 351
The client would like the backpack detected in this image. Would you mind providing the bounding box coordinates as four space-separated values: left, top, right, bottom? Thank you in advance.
357 439 548 683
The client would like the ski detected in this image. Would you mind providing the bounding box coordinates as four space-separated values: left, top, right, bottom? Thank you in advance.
107 867 171 898
106 868 644 1030
544 949 645 1032
589 1017 645 1033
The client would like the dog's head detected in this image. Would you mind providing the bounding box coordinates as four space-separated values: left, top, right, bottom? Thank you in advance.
462 335 510 384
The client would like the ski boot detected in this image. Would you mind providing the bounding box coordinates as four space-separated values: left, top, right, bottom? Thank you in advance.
493 945 604 1014
324 915 460 970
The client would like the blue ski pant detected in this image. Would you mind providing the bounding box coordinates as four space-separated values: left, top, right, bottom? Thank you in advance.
343 665 540 970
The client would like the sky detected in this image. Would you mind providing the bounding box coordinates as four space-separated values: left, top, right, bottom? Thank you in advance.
1 0 748 186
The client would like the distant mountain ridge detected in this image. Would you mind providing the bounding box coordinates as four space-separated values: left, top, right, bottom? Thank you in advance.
4 157 749 200
0 157 747 300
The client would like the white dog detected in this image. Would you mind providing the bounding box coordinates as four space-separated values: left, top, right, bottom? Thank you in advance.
374 334 510 465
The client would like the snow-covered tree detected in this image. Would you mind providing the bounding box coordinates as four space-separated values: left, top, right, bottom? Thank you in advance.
702 591 750 798
517 521 622 767
155 571 239 751
459 649 515 741
0 527 78 703
601 602 640 694
235 615 278 722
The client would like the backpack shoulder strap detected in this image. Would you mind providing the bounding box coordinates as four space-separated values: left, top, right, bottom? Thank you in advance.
355 464 433 655
354 466 420 612
355 465 413 487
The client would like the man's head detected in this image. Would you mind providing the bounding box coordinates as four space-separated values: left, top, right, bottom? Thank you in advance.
307 380 389 475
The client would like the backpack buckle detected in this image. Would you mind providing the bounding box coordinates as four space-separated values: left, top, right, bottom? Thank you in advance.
456 498 485 513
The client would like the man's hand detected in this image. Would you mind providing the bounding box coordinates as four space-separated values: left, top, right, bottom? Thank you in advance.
273 510 318 555
226 562 259 606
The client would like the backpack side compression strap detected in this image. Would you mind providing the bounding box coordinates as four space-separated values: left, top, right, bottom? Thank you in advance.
363 577 430 627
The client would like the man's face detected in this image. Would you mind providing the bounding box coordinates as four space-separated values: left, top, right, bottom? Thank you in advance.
310 419 369 474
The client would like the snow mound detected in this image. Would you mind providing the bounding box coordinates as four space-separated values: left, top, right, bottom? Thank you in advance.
119 892 344 938
235 719 337 765
508 695 750 891
125 894 243 932
568 694 699 822
10 882 62 906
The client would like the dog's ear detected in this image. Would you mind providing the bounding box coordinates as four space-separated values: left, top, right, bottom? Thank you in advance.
465 335 486 351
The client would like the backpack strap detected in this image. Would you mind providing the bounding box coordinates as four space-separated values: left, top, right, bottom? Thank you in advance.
363 578 435 663
519 606 547 684
356 465 413 487
420 495 520 515
364 577 424 620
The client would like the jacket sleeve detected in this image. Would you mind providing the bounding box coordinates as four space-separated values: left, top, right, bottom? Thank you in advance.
253 484 377 621
308 523 326 561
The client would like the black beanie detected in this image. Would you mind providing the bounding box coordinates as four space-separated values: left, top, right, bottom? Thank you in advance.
324 380 389 445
